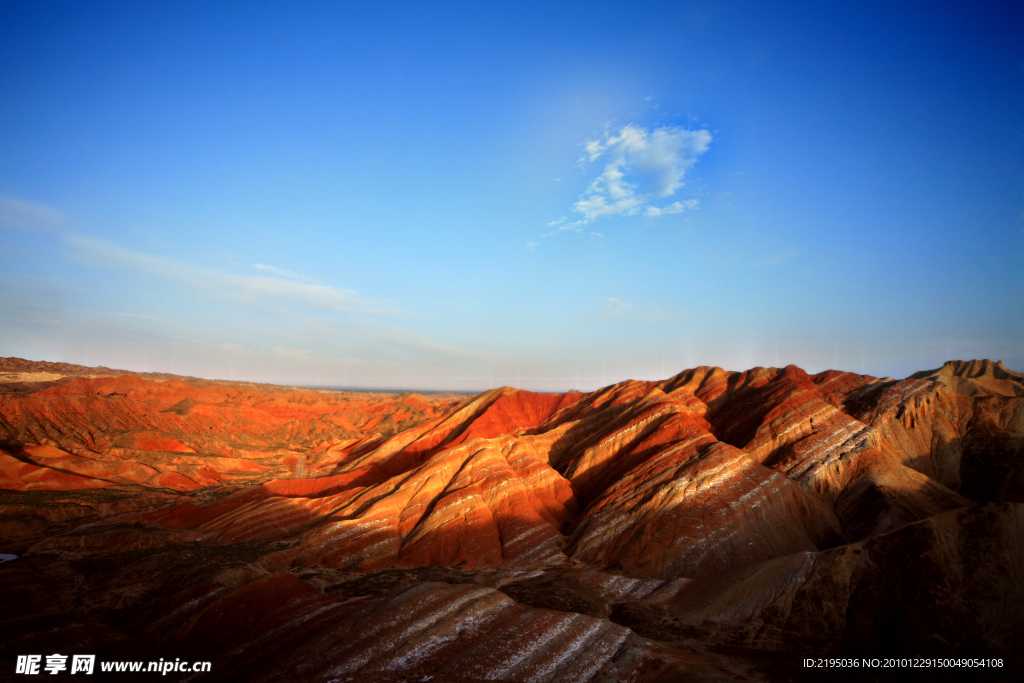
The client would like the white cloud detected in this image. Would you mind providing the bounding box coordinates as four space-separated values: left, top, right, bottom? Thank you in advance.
566 124 711 226
644 199 699 218
526 241 538 250
583 138 605 161
546 217 567 227
0 196 64 231
572 189 643 223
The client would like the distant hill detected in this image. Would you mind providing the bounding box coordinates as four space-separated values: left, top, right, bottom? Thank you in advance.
908 358 1024 397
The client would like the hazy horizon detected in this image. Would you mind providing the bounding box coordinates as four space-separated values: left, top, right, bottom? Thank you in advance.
2 1 1020 392
3 353 1016 397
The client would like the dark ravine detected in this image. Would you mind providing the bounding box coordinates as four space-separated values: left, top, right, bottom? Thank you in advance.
0 358 1021 681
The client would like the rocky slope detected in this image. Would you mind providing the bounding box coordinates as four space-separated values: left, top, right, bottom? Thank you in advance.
0 358 1021 682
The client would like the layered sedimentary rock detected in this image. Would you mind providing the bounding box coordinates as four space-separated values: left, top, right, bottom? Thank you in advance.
1 358 1021 681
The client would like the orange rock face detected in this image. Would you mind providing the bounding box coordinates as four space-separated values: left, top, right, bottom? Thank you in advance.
0 357 1022 681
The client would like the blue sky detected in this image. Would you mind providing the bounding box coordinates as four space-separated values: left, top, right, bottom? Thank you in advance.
1 0 1021 391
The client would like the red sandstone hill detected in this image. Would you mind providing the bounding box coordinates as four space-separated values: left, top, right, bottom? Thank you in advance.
0 358 1021 682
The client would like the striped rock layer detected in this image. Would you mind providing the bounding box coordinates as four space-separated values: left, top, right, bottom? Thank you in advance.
1 358 1022 681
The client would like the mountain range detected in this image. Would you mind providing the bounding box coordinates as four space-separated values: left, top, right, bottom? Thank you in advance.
1 357 1021 682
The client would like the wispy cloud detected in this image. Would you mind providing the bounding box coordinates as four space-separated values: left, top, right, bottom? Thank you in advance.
252 263 315 281
558 124 710 231
224 274 372 313
0 195 64 232
66 235 401 316
117 312 178 323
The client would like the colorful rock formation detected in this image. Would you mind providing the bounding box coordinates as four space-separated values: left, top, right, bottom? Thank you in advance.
0 357 1021 681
